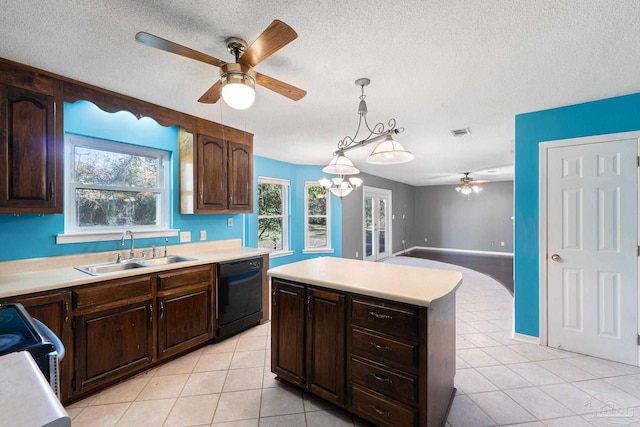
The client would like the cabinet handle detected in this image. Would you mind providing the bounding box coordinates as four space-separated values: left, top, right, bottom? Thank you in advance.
372 405 392 418
370 373 393 384
369 311 393 320
369 341 393 352
272 288 277 307
149 303 153 323
49 181 54 199
64 300 69 323
306 295 311 317
160 302 164 319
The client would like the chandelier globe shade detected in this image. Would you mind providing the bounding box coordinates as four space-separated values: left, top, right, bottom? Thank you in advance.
367 135 414 164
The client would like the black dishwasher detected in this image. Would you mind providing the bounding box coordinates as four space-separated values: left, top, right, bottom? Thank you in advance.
216 256 263 340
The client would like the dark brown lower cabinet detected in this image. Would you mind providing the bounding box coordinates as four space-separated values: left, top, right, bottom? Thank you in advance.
271 279 457 427
271 279 346 404
73 299 153 393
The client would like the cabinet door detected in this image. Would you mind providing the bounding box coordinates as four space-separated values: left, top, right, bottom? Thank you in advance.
197 133 227 211
0 83 62 212
157 284 212 359
74 300 153 393
3 291 73 401
271 279 305 386
228 141 253 211
306 288 346 405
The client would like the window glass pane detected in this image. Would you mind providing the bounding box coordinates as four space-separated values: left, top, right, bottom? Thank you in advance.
307 186 326 215
307 217 327 248
258 217 283 250
75 189 158 227
74 146 159 188
258 183 282 215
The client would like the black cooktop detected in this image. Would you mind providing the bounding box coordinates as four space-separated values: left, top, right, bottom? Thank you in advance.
0 304 54 357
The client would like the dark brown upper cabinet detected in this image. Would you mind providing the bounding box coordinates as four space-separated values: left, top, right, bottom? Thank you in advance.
0 65 63 213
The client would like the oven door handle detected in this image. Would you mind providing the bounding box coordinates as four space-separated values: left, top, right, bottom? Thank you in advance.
33 319 65 361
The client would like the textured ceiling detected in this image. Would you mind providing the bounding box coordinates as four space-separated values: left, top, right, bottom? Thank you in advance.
2 1 640 186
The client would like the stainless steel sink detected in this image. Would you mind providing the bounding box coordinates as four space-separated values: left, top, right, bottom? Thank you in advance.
138 255 196 267
75 261 145 276
76 255 196 276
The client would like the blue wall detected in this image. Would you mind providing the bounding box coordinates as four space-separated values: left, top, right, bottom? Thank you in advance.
246 156 342 268
514 92 640 337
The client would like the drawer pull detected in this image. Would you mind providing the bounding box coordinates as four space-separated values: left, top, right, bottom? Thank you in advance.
370 341 393 352
369 311 393 320
370 373 393 384
372 405 392 418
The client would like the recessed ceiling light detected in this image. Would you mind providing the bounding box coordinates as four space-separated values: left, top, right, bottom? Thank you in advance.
450 128 471 137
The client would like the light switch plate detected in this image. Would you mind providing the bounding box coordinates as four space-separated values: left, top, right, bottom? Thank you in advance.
227 218 233 227
180 231 191 242
200 230 207 241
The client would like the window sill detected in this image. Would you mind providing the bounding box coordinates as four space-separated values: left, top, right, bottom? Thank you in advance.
57 229 179 244
269 250 294 259
302 248 335 255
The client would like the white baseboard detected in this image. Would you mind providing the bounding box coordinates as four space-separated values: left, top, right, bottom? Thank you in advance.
513 332 540 344
406 246 513 257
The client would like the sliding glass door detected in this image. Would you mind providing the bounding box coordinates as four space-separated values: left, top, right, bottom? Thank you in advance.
363 187 391 261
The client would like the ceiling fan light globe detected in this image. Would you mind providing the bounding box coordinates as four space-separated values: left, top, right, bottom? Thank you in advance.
461 186 472 195
367 136 414 165
330 186 353 198
221 81 255 110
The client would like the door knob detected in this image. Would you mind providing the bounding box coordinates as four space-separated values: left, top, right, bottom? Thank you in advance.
551 254 561 261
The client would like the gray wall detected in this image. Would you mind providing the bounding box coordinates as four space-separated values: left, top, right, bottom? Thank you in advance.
341 172 416 259
414 181 514 253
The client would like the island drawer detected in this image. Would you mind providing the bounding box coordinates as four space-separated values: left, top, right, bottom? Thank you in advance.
157 265 212 290
351 356 418 405
351 383 417 427
351 326 419 373
73 275 154 310
351 298 418 340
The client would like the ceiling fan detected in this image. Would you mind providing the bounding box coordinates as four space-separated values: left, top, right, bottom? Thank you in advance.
135 20 306 110
455 172 489 195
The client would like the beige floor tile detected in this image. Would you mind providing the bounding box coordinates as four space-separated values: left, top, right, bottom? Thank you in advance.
506 362 565 386
469 391 536 425
505 387 573 419
447 395 496 427
181 371 228 396
305 409 354 427
543 416 595 427
235 335 268 351
212 389 262 423
567 356 627 378
303 391 332 412
65 395 95 409
482 345 529 365
259 413 306 427
223 366 264 391
476 365 531 390
114 398 175 427
90 376 150 405
154 354 199 376
507 343 558 361
230 349 267 369
136 374 189 401
64 407 83 420
164 393 219 427
539 383 608 415
455 368 498 394
537 359 595 382
72 403 130 427
211 420 259 426
194 352 234 372
573 379 640 408
263 370 282 388
457 348 500 367
202 338 239 354
239 322 270 337
260 385 305 417
462 333 503 348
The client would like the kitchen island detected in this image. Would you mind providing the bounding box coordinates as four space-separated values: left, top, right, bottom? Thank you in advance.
268 257 462 427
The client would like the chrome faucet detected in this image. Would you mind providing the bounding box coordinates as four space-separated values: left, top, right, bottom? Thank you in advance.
121 230 135 259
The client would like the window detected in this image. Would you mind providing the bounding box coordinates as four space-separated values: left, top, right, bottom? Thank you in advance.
64 134 169 235
258 177 290 254
304 182 333 253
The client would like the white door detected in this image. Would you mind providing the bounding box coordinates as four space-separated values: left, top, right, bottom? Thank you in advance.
364 187 391 261
546 137 638 365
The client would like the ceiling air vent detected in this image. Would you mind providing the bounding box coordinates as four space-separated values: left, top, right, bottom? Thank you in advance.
450 128 471 137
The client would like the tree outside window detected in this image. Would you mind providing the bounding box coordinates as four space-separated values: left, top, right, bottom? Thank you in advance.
304 182 331 251
258 178 289 251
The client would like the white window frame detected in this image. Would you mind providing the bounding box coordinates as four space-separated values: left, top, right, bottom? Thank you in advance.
258 176 292 257
58 134 174 244
303 181 333 254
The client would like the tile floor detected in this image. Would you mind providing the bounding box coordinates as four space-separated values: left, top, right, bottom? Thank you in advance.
65 257 640 426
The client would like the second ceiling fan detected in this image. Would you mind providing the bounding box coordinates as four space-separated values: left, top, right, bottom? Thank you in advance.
135 19 306 110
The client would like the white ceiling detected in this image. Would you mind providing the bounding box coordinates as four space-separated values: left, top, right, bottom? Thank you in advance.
2 1 640 186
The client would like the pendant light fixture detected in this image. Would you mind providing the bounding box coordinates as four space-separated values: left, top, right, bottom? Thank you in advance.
320 78 413 197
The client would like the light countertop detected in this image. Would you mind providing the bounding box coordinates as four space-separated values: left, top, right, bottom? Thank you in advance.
267 257 462 307
0 239 269 299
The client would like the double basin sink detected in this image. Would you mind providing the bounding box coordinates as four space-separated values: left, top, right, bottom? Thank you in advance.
76 255 196 276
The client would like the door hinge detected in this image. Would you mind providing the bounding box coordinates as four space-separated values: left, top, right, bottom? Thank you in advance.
637 156 639 167
637 245 640 257
637 334 640 345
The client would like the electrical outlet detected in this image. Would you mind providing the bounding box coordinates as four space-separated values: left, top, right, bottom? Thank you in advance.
180 231 191 243
200 230 207 241
392 214 395 220
424 237 428 242
501 241 505 246
227 217 233 227
355 251 359 258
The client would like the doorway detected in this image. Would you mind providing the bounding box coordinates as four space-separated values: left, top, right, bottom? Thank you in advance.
540 132 639 365
363 186 392 261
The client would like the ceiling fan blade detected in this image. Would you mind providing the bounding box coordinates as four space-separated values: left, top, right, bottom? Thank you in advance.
238 20 297 67
135 31 227 68
469 179 489 185
255 72 306 101
198 80 222 104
